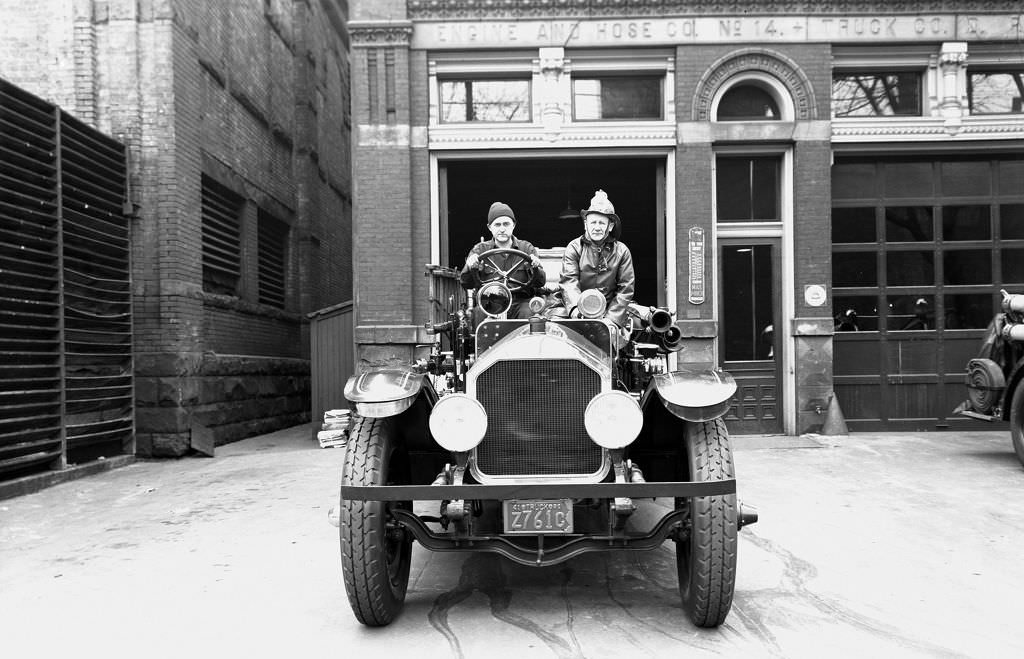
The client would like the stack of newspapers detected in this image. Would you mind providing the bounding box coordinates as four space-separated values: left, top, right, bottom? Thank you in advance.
317 408 350 448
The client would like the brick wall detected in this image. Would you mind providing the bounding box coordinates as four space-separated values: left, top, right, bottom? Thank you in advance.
0 0 352 455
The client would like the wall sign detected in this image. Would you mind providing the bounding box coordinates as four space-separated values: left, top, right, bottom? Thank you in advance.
804 284 827 307
688 227 705 305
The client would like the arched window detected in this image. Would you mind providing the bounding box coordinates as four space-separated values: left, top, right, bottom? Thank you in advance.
716 84 780 121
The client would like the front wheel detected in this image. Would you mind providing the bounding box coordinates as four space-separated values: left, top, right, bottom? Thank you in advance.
675 418 738 628
1010 384 1024 468
340 415 412 626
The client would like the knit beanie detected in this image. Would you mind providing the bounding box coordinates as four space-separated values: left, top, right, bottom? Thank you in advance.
487 201 515 224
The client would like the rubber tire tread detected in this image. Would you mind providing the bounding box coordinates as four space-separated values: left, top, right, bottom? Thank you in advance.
1010 384 1024 468
677 417 738 628
339 415 412 626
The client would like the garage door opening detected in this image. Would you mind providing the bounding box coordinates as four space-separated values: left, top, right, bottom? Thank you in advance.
441 157 665 306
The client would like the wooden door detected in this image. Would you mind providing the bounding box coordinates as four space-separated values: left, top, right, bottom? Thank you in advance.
719 241 784 434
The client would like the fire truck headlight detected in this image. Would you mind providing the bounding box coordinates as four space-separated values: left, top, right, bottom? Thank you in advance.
584 391 642 449
429 394 488 452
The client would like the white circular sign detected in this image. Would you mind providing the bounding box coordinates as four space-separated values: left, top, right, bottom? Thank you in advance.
804 284 827 307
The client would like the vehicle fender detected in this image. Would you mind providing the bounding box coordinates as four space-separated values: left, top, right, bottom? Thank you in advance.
343 368 438 419
644 367 737 422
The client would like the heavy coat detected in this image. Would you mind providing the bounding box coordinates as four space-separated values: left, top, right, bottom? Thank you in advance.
560 235 635 327
460 237 546 319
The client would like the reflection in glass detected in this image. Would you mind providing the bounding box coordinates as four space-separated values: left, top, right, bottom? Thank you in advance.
1003 248 1024 284
440 80 530 122
572 76 661 120
944 294 994 329
999 161 1024 195
941 160 991 197
944 250 991 285
968 71 1024 114
884 161 933 197
888 295 935 331
885 207 933 242
717 84 780 120
942 205 990 241
887 250 934 286
833 252 878 287
832 207 876 243
1002 204 1024 239
832 162 876 199
716 156 779 221
832 72 922 116
833 295 878 331
721 245 774 361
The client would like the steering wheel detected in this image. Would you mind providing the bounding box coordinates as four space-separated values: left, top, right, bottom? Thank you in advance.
474 248 536 292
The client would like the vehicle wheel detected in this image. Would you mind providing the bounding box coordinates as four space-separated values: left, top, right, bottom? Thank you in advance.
1011 384 1024 468
340 414 412 626
675 417 738 628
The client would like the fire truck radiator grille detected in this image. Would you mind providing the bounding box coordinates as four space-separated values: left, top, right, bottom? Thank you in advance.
474 359 603 477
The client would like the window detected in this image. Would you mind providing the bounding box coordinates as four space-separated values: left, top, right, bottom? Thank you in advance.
572 75 662 120
439 79 530 122
716 156 780 222
258 211 288 309
831 157 1024 332
201 175 243 296
968 70 1024 114
716 84 780 121
832 72 922 117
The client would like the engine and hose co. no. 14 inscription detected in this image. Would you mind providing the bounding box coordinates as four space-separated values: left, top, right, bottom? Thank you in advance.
420 15 1021 48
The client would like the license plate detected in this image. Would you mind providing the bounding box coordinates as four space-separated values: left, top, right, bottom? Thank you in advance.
502 499 573 534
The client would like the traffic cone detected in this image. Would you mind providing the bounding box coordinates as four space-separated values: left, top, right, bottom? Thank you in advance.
820 394 849 436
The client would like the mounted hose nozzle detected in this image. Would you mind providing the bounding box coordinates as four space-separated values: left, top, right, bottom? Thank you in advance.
628 303 683 352
1001 289 1024 315
656 325 684 352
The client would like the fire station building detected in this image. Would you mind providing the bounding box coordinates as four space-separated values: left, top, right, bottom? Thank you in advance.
348 1 1024 435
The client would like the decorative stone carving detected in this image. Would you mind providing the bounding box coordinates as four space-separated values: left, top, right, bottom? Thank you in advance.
692 49 817 121
406 0 986 20
537 46 566 138
349 21 414 46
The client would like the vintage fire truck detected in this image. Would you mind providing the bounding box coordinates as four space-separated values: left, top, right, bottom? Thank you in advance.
337 251 757 627
955 289 1024 467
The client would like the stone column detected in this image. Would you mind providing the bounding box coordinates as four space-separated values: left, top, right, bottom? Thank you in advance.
939 41 968 134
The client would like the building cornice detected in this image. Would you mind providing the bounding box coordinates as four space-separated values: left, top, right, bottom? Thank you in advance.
407 1 1024 20
831 115 1024 142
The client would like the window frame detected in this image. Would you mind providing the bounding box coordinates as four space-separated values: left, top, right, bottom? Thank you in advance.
966 68 1024 115
831 69 925 118
831 157 1024 333
570 72 664 121
437 77 533 124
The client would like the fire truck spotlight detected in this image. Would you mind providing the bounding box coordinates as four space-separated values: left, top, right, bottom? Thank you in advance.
429 394 488 452
584 390 642 449
577 289 607 319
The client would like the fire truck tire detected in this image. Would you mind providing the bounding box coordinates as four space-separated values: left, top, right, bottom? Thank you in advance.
1011 385 1024 468
675 418 738 628
340 415 412 626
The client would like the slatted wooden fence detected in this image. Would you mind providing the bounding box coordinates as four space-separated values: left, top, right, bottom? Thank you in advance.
0 79 132 481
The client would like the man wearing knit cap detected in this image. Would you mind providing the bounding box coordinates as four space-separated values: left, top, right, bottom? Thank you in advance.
559 189 635 327
460 201 545 319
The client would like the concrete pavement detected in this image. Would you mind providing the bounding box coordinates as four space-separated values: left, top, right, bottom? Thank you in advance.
1 424 1023 658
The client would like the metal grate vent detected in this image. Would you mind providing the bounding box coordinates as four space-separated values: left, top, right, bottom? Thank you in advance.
1 78 132 478
257 209 288 309
201 175 243 295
